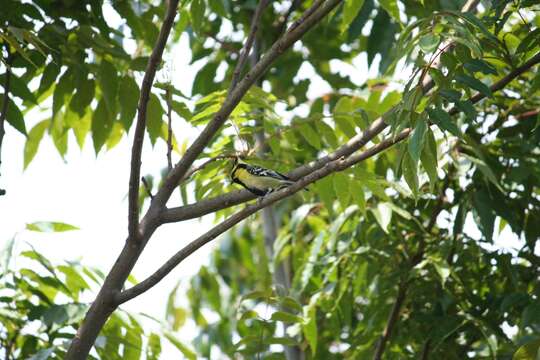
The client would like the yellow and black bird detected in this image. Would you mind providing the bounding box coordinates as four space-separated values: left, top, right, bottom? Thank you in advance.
230 157 297 196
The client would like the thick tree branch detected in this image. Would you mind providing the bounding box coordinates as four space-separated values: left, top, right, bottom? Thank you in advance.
65 1 180 358
151 0 344 213
127 0 180 242
229 0 269 91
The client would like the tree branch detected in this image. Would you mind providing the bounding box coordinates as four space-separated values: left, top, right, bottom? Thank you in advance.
151 0 344 213
161 51 540 224
66 3 346 358
166 86 173 172
117 129 410 304
229 0 270 91
127 0 180 242
0 54 13 197
116 46 540 312
65 1 181 358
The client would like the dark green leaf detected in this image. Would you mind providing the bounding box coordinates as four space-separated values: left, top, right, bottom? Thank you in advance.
455 73 492 97
190 0 205 35
408 117 427 165
427 107 460 136
1 97 26 134
97 60 118 115
420 127 438 191
92 99 113 154
147 94 164 144
119 76 139 130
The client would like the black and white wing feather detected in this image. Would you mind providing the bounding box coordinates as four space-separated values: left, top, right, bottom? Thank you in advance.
245 165 291 181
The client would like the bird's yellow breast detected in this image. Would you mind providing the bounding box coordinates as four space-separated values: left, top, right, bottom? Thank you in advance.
234 168 282 189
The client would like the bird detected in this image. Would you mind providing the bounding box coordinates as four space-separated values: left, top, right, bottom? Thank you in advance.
230 157 300 196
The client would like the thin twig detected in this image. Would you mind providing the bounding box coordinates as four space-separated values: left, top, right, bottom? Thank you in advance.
0 53 13 197
166 86 173 172
420 339 432 360
229 0 270 91
141 177 154 199
127 0 180 242
287 0 325 33
276 0 302 37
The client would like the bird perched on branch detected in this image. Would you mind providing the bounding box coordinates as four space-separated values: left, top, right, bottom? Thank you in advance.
230 157 301 196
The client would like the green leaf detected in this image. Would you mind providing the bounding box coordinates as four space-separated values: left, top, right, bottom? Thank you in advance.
270 311 303 323
24 120 49 169
298 122 321 149
420 127 438 191
455 73 492 98
429 256 451 286
42 303 88 332
371 202 392 233
129 56 150 72
464 59 497 75
419 34 440 53
427 107 460 137
303 295 319 356
164 332 197 360
146 333 162 360
0 73 37 104
37 62 60 95
300 233 324 291
190 0 205 35
27 348 55 360
119 76 139 130
0 97 26 134
379 0 400 23
171 100 192 121
340 0 366 33
513 338 540 360
315 120 338 148
92 99 113 154
350 179 366 214
69 78 95 116
408 117 427 165
26 221 79 232
402 152 418 197
97 60 118 115
516 28 540 54
334 97 357 137
147 94 164 144
439 88 461 103
333 173 351 207
462 154 503 192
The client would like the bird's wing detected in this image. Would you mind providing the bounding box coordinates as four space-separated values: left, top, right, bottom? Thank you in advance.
246 165 291 181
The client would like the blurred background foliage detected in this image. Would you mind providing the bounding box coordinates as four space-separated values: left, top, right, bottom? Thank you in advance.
1 0 540 359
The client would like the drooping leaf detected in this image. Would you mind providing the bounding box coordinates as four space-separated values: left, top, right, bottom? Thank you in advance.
24 120 49 169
